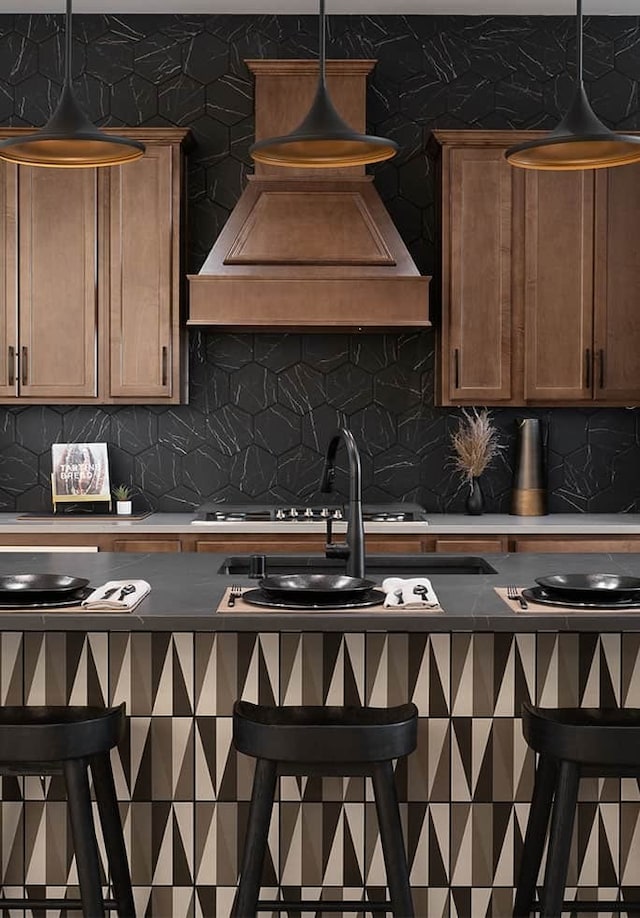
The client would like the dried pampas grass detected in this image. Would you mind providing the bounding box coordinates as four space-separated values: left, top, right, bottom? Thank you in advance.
451 408 502 483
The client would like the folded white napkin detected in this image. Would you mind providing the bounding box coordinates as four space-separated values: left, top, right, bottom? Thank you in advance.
81 580 151 611
382 577 441 610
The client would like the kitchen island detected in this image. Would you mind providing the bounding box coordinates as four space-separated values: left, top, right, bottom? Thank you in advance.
0 550 637 917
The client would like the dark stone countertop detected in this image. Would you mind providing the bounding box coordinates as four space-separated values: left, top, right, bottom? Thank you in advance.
1 550 640 631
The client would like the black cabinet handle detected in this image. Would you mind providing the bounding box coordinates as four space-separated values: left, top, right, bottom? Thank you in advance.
454 348 460 389
585 347 591 390
161 346 168 387
21 346 28 386
598 348 605 389
7 346 14 386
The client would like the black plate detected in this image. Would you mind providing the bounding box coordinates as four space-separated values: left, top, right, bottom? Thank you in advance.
523 586 640 610
0 573 90 598
0 587 93 609
242 588 386 611
259 573 376 604
535 573 640 601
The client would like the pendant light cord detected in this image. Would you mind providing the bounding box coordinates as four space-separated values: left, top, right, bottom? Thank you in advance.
319 0 326 88
65 0 72 87
576 0 583 85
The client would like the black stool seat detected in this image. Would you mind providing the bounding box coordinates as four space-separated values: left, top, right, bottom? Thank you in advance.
233 700 417 763
0 705 124 764
232 701 418 917
0 704 134 917
514 703 640 918
524 704 640 767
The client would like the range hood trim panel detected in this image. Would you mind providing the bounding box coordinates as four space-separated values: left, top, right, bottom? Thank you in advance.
223 189 396 267
187 60 430 329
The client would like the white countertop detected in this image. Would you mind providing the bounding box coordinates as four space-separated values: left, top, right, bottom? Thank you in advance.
2 512 640 535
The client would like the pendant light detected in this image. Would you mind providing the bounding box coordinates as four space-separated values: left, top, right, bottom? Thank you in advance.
0 0 144 168
250 0 397 168
506 0 640 171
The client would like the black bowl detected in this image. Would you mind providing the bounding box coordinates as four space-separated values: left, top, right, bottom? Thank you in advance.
259 573 376 604
535 573 640 602
0 573 90 600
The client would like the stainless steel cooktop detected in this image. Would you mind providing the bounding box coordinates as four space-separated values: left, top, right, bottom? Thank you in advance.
193 502 428 523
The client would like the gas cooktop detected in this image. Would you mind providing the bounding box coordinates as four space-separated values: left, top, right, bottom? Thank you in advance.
193 503 428 523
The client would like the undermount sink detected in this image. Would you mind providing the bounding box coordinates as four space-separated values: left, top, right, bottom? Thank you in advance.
218 554 497 576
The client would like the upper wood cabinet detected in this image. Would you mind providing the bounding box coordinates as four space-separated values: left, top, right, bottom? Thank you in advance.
108 145 177 399
434 130 640 407
523 169 594 401
441 146 515 402
593 163 640 402
0 128 189 405
19 167 98 400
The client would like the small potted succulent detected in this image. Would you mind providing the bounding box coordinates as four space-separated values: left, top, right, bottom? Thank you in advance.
113 483 133 516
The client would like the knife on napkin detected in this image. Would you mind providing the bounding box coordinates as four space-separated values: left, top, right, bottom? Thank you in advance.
81 580 150 611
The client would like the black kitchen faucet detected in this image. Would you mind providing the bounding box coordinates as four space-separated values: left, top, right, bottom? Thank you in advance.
319 428 365 579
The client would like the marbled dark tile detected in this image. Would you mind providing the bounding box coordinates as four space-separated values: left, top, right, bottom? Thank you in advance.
254 406 300 456
0 12 638 512
230 363 277 414
230 444 277 498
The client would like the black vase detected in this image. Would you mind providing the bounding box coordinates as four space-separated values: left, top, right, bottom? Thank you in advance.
466 477 484 515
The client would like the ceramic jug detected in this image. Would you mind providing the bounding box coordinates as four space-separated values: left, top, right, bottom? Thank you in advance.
510 418 548 516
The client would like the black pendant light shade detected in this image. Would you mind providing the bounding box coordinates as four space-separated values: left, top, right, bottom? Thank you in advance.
506 0 640 171
250 0 397 168
0 0 144 168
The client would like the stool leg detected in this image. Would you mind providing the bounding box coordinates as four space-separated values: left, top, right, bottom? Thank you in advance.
541 760 579 918
91 753 135 918
64 758 106 918
232 758 278 918
371 760 414 918
513 755 557 917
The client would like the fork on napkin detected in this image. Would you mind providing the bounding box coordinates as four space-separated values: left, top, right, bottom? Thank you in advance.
81 580 151 611
382 577 441 610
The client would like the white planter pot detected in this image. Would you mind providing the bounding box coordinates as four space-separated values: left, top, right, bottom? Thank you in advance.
116 500 132 516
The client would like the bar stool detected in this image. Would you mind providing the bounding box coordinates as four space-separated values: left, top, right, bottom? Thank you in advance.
0 704 134 917
514 703 640 918
231 700 418 917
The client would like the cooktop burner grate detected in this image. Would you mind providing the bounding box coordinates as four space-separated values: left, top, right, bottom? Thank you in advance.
194 503 428 523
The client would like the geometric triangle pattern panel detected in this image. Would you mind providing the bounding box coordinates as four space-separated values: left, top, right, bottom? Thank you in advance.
0 629 636 916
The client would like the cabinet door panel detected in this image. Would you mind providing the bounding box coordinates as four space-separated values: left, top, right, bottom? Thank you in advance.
594 164 640 401
435 538 504 553
524 170 593 401
196 540 320 553
0 164 17 399
447 148 513 401
19 168 97 398
109 146 173 398
112 539 180 553
514 538 640 553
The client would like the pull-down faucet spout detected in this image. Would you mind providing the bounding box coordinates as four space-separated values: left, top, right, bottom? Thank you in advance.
319 428 365 579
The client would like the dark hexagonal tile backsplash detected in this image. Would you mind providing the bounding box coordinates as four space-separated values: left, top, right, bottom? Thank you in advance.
1 13 640 513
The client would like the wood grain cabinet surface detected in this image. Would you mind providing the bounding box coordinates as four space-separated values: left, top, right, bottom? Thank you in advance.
0 128 189 405
434 130 640 407
2 530 640 555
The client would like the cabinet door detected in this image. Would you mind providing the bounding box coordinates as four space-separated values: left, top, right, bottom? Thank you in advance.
109 145 173 398
593 163 640 402
524 170 594 401
112 539 181 553
434 538 505 553
446 148 513 401
18 168 97 399
0 163 17 398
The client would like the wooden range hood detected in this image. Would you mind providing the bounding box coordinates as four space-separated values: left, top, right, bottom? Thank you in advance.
187 60 430 330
